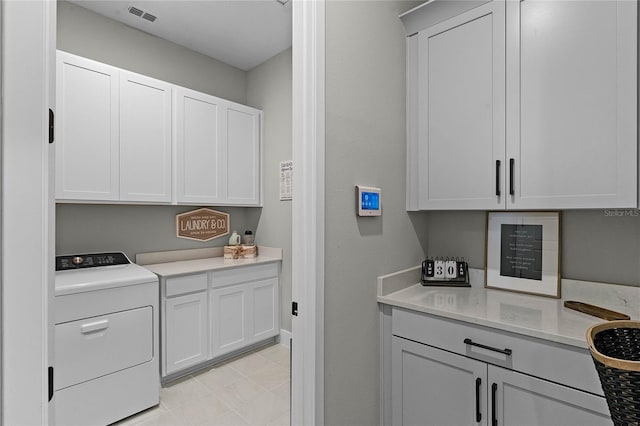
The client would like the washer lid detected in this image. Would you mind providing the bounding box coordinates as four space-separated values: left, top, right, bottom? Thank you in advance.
55 263 158 296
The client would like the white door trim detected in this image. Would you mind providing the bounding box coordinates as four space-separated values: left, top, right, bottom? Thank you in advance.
291 0 325 424
1 0 55 424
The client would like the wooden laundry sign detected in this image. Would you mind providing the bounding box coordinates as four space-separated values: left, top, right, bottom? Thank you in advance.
176 208 229 242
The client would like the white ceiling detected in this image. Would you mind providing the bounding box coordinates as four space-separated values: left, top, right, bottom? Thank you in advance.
69 0 293 71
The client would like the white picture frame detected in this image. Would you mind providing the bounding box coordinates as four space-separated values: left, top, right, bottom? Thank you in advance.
485 211 561 298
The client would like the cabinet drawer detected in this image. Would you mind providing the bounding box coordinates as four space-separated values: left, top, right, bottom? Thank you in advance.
210 263 278 289
166 273 207 297
392 307 603 396
55 306 153 390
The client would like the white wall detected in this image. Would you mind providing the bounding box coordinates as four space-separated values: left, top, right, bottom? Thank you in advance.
323 1 640 424
247 48 293 332
324 2 424 425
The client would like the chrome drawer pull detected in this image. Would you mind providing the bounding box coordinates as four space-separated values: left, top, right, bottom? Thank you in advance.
81 319 110 334
464 338 513 356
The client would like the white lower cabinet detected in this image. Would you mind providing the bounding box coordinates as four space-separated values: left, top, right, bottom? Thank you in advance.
250 278 278 340
389 309 612 426
392 337 486 426
392 337 611 426
210 285 248 357
164 291 208 375
491 365 611 426
161 263 279 378
210 265 279 358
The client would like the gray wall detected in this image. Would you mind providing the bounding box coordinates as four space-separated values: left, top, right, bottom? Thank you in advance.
56 204 260 261
322 1 640 424
55 1 263 260
324 2 425 425
425 210 640 286
57 1 246 103
247 48 293 332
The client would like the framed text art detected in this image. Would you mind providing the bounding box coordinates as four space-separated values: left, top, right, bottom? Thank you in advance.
485 211 561 298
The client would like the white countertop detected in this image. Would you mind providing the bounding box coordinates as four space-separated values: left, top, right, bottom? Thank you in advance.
377 266 640 348
140 246 282 278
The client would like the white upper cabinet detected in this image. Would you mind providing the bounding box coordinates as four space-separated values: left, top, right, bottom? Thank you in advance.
174 90 262 206
56 51 262 206
120 71 172 203
506 0 637 209
226 104 261 205
402 0 637 210
409 1 505 210
56 51 119 201
174 87 225 204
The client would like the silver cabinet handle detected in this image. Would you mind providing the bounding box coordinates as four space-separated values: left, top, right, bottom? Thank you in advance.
81 319 109 334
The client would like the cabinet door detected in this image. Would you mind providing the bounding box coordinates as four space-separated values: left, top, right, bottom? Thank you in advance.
392 336 487 426
210 285 248 357
174 87 226 204
506 0 637 209
489 365 611 426
119 71 172 203
164 292 208 375
225 103 261 206
249 278 279 340
56 51 119 201
412 1 505 210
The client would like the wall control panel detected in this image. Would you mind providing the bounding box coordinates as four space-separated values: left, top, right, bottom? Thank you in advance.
356 185 381 216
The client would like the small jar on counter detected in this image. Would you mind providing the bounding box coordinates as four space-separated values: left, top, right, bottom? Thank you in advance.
244 230 255 246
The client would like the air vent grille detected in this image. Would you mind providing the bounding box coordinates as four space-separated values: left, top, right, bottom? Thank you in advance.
141 12 157 22
127 6 143 17
127 5 157 23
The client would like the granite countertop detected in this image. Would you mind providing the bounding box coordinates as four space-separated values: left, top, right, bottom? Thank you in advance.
377 266 640 348
137 246 282 278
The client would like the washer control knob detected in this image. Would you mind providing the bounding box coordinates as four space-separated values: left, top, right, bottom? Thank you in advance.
72 256 84 266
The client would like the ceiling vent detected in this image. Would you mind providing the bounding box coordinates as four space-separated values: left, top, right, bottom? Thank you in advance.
141 12 157 22
127 6 143 17
128 5 157 22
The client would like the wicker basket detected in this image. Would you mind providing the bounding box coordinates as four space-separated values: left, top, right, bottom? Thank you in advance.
587 321 640 426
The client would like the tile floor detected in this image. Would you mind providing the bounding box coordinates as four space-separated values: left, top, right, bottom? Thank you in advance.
116 344 290 426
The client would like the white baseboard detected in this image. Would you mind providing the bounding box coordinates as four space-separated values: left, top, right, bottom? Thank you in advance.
279 329 292 348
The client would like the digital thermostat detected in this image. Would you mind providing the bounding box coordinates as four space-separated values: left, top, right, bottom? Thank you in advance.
356 185 381 216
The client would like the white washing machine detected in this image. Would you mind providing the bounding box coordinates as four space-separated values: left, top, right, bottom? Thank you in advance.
54 252 159 426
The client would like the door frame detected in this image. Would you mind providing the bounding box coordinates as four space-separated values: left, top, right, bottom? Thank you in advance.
291 0 325 424
1 0 56 424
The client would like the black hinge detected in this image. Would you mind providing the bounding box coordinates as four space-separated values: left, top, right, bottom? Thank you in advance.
48 366 54 402
48 109 54 144
292 301 298 316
